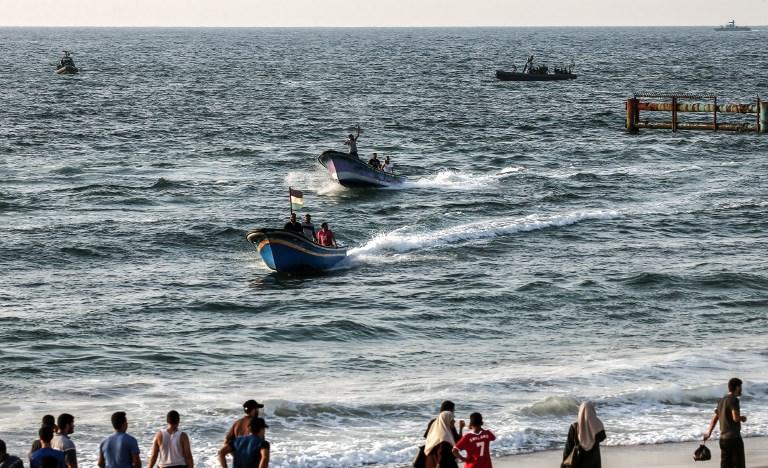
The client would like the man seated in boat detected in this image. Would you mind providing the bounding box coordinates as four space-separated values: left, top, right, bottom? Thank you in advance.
382 155 393 173
368 153 382 170
345 128 360 158
317 223 337 248
283 213 304 235
301 214 316 242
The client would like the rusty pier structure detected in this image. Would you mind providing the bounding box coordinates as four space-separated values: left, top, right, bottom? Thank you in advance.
625 93 768 133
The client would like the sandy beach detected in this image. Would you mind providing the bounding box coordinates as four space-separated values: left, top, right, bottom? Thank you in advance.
495 437 768 468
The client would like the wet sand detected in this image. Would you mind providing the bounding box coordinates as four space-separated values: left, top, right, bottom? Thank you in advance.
494 437 768 467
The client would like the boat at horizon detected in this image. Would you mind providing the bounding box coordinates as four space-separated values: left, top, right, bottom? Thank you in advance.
318 150 406 188
56 50 79 75
246 228 347 273
715 20 751 31
496 55 577 82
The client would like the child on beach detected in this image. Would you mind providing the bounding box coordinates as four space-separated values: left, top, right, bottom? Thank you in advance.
452 413 496 468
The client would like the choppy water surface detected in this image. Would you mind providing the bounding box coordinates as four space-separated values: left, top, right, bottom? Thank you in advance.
1 27 767 467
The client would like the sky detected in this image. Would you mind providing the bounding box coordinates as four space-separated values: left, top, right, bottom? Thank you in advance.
2 0 767 27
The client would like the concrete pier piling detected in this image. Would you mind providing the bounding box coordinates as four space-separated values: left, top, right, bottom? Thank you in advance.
625 93 765 133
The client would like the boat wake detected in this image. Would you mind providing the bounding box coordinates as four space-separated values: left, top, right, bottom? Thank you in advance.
398 166 525 190
345 209 620 265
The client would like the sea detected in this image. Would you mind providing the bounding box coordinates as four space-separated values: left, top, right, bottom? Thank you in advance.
1 27 767 467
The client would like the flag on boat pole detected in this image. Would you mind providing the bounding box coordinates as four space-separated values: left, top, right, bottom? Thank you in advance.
289 187 304 213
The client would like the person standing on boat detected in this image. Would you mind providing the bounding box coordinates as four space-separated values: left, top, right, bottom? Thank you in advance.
317 223 337 248
301 214 316 242
283 213 303 235
345 127 361 158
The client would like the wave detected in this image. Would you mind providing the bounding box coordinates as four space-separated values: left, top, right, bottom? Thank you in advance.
613 271 768 291
520 396 580 417
348 209 620 259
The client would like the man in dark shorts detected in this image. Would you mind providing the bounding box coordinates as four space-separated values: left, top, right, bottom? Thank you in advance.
283 213 303 235
225 400 265 444
705 377 747 468
0 439 24 468
218 417 270 468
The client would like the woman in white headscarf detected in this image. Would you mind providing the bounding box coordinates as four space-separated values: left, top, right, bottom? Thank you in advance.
424 411 459 468
562 401 606 468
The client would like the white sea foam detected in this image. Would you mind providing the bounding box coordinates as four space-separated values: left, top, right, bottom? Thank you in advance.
399 166 525 190
284 170 346 195
348 209 620 259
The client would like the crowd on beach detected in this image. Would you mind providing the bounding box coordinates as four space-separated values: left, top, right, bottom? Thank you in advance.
0 378 748 468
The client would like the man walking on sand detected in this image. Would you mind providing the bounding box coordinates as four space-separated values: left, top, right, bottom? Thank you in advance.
705 377 747 468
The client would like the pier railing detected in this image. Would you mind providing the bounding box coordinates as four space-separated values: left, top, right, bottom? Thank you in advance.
625 93 768 133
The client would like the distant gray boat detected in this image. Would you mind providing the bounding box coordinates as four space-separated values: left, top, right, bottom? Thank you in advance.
715 20 751 32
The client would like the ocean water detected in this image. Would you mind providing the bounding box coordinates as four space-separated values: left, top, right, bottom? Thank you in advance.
1 27 767 467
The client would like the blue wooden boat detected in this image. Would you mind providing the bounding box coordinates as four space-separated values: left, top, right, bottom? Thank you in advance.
318 150 406 188
246 228 347 273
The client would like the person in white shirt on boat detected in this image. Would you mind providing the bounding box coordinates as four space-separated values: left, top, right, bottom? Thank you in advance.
382 155 394 173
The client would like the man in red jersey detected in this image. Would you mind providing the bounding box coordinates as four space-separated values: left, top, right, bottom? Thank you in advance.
452 413 496 468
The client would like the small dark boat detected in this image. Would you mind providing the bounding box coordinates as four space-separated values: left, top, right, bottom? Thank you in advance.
318 150 406 188
56 51 78 75
496 55 576 81
496 70 577 81
246 228 347 273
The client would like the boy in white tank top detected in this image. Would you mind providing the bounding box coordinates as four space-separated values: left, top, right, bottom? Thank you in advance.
148 410 194 468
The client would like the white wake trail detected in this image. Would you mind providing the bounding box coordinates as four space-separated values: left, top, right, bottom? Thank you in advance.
348 209 621 258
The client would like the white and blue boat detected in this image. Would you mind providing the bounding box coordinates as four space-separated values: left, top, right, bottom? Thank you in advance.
318 150 406 188
246 228 347 273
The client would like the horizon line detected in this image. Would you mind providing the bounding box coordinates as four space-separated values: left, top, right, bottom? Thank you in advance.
1 24 764 28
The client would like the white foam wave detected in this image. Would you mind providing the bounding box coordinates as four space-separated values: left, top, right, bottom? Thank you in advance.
349 209 620 258
284 170 346 196
401 166 525 190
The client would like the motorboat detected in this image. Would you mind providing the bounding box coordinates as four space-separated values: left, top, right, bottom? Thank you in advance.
56 51 79 75
496 69 577 81
318 150 406 188
246 228 347 273
496 55 576 81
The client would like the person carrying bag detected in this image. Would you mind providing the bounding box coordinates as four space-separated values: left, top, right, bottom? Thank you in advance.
562 402 606 468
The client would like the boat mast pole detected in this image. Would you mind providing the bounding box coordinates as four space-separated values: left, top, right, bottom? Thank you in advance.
289 186 293 215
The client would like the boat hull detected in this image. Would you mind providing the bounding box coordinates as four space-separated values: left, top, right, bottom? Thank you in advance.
56 66 79 75
246 228 347 273
318 150 406 188
496 70 577 81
